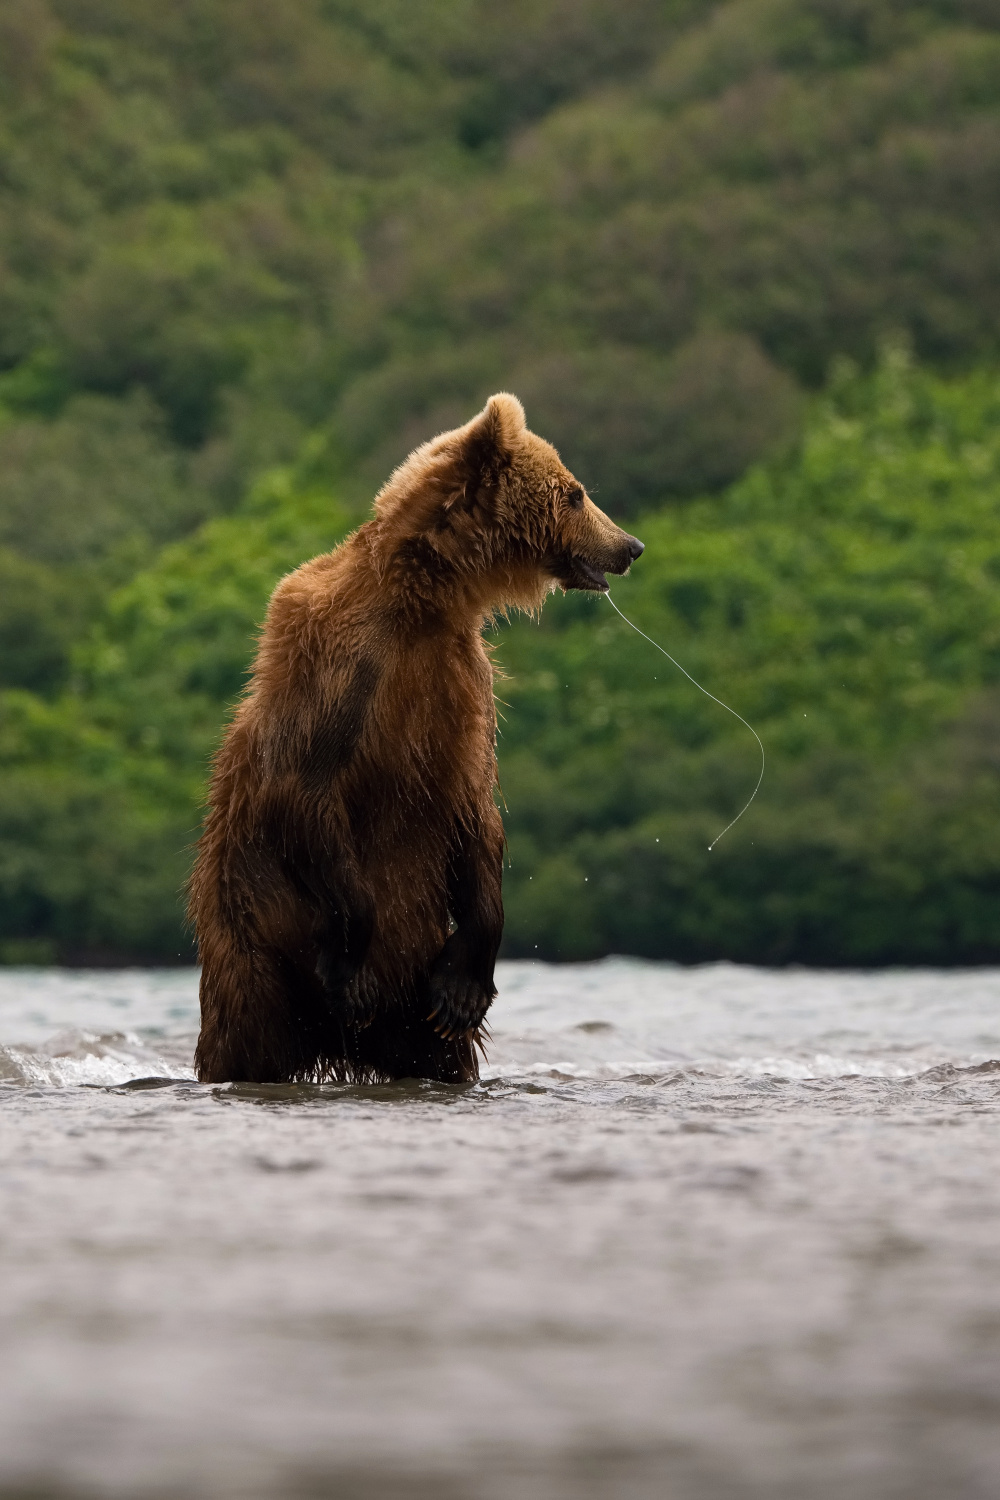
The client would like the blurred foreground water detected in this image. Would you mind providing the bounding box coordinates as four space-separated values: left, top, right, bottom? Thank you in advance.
2 960 1000 1500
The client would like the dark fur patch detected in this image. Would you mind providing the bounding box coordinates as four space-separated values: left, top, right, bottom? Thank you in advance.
301 655 379 795
396 534 456 579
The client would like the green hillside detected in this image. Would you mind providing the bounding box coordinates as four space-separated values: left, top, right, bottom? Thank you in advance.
2 5 1000 602
4 352 1000 965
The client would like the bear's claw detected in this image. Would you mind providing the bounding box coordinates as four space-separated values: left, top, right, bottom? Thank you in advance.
427 970 493 1040
343 970 379 1026
317 963 378 1029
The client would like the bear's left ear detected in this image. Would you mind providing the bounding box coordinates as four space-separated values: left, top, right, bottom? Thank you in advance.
460 392 526 475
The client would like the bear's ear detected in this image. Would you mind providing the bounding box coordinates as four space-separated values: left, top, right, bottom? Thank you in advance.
460 392 526 474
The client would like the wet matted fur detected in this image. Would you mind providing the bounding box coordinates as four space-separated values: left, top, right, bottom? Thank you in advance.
190 394 644 1083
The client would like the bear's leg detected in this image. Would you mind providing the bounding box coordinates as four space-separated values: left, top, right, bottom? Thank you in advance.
427 812 505 1047
195 925 332 1084
347 988 481 1086
296 852 377 1030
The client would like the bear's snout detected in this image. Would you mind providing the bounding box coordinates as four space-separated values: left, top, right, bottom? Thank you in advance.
606 531 644 576
555 513 645 592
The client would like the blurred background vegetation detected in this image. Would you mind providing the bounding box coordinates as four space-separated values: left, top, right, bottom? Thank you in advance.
1 0 1000 963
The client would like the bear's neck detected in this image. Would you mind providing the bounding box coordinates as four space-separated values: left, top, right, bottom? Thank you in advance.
367 535 546 633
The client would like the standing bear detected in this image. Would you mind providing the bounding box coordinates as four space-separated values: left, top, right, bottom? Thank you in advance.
190 394 644 1084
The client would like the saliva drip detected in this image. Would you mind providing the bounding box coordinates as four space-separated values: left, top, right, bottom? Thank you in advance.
605 591 764 850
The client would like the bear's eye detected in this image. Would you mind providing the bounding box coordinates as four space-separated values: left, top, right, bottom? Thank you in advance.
566 485 585 510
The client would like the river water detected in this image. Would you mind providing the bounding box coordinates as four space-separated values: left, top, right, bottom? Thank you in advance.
2 960 1000 1499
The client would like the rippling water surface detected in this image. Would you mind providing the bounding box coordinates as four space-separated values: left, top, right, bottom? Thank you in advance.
2 960 1000 1499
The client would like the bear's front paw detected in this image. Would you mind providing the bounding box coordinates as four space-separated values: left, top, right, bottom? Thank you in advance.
317 949 377 1028
342 968 378 1028
428 941 495 1040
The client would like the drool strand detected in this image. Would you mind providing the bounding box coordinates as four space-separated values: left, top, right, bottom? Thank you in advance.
605 591 764 850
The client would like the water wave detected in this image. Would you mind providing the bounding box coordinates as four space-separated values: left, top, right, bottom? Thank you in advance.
2 1012 998 1090
482 1049 1000 1084
0 1028 195 1088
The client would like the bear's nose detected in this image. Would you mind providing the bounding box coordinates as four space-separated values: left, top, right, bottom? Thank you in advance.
626 535 644 560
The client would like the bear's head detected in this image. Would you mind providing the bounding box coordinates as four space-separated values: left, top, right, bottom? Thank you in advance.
370 393 644 616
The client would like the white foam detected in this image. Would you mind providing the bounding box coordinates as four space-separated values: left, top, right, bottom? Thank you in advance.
0 1028 196 1088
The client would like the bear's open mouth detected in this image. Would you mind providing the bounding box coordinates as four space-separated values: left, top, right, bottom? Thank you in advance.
572 557 610 591
552 553 609 592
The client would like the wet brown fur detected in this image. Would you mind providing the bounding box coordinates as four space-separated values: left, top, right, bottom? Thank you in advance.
190 394 643 1084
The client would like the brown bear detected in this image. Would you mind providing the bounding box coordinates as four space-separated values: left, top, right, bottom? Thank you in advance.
190 394 643 1085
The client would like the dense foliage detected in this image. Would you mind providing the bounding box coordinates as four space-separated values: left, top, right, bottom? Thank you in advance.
500 353 1000 963
4 354 1000 965
2 5 1000 619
